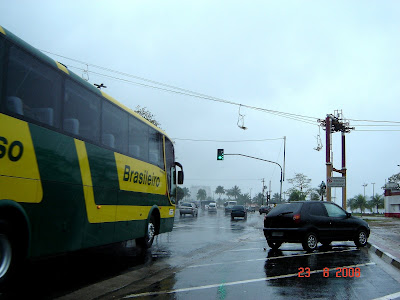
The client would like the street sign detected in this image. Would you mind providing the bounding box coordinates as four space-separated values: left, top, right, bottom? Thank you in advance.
327 177 346 187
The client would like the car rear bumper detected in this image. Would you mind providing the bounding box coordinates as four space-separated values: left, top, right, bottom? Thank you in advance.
231 212 246 217
180 209 195 214
263 227 307 242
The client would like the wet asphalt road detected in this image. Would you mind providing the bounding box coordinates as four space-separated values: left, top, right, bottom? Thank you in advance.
2 209 400 299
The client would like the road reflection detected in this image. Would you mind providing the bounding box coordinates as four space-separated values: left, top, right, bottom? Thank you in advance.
0 242 158 299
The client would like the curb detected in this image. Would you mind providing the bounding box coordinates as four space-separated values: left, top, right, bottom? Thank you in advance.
367 242 400 271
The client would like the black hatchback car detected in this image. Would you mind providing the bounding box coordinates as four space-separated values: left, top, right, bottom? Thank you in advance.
231 205 247 220
263 201 370 252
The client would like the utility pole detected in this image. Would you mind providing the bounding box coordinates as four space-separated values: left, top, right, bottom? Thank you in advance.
362 183 368 198
262 178 265 206
319 110 354 209
371 183 375 198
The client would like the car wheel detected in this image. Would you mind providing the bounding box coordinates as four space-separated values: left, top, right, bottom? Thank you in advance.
267 240 282 250
354 229 368 247
136 215 156 249
302 232 318 252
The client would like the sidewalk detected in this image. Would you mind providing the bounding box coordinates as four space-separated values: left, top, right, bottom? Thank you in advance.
362 216 400 270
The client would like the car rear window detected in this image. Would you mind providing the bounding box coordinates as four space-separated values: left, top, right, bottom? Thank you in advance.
181 203 191 207
267 203 302 216
232 205 244 210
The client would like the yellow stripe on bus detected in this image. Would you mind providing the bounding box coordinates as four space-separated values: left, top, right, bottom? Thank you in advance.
74 139 174 223
55 61 69 74
0 26 5 35
0 113 43 203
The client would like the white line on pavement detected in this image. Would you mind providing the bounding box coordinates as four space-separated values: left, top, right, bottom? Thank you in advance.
227 248 260 252
187 248 359 268
123 262 375 299
372 291 400 300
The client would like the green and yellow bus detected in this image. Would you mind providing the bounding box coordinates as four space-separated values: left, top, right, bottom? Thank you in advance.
0 25 183 284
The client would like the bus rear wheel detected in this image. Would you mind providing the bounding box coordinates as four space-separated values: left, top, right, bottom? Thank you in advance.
0 234 12 283
136 215 157 249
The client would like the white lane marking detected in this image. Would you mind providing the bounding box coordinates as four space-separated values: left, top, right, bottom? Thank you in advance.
227 248 260 252
372 291 400 300
187 248 359 268
123 262 376 298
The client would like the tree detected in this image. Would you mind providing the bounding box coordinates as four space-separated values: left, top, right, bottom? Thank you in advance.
271 193 281 203
177 187 185 202
215 186 225 201
287 173 312 199
369 194 384 213
388 172 400 183
182 187 190 200
253 193 264 206
309 191 320 201
134 105 161 127
196 189 207 201
237 193 251 205
348 194 367 216
226 185 241 200
288 190 306 201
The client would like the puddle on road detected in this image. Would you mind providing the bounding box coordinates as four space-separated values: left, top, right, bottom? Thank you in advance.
151 249 172 261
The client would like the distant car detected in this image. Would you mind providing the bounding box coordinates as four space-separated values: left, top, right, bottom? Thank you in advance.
259 206 271 215
231 205 247 220
208 202 217 213
246 206 256 213
179 202 198 217
263 201 370 252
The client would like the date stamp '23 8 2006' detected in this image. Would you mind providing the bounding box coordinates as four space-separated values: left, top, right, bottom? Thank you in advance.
298 267 361 278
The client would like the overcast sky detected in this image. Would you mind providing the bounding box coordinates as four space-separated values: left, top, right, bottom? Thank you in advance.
2 1 400 204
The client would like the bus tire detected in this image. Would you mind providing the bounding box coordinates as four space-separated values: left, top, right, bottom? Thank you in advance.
136 214 157 249
0 222 20 289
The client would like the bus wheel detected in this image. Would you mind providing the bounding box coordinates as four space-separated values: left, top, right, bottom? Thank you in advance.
136 215 156 249
0 231 14 287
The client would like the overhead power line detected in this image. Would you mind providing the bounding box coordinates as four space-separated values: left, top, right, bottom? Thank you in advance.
172 138 284 142
42 49 319 126
42 49 400 128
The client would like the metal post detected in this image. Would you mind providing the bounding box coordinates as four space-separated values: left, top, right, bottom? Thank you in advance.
283 136 286 181
225 154 283 203
371 183 375 198
326 116 332 202
342 132 347 210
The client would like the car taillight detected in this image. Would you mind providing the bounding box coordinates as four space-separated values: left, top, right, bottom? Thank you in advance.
293 214 301 223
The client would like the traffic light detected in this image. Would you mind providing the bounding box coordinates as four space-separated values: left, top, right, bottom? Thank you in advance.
217 149 224 160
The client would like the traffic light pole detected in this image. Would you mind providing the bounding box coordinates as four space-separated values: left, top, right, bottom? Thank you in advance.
224 154 283 202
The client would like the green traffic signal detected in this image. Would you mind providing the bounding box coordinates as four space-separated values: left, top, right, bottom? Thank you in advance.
217 149 224 160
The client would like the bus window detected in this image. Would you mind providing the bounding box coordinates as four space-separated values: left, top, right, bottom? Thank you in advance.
128 116 149 162
5 46 61 128
64 79 100 142
149 130 163 169
101 100 128 153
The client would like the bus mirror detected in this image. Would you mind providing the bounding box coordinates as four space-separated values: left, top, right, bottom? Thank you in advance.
178 171 184 184
175 161 184 184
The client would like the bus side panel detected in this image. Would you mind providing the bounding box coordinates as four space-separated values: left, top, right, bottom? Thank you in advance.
159 217 174 234
21 183 86 257
25 124 87 257
114 219 146 243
